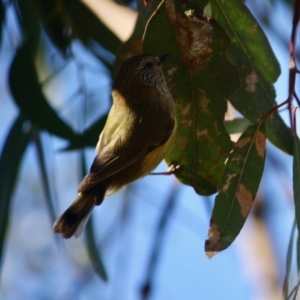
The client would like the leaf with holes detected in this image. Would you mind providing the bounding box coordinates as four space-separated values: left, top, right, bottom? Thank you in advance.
143 0 239 195
205 121 266 256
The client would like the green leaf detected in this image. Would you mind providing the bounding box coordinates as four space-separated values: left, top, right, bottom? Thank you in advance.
224 118 252 134
34 0 72 53
210 0 293 154
0 114 31 264
9 39 80 143
143 0 238 195
205 121 266 255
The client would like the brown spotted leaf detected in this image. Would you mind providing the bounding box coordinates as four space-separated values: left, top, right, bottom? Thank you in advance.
210 0 293 154
143 0 239 195
205 121 266 256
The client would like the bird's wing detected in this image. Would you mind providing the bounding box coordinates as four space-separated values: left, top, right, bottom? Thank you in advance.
77 139 155 194
78 111 176 194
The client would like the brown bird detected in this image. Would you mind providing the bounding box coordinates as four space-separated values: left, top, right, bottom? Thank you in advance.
53 54 177 238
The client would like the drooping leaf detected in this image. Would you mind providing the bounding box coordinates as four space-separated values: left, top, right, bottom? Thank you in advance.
15 0 40 38
86 217 108 281
205 121 266 256
35 0 121 55
9 39 80 143
141 186 178 298
210 0 293 154
0 114 31 264
70 1 121 54
283 220 297 299
31 128 57 223
34 0 72 53
143 0 239 195
80 153 107 281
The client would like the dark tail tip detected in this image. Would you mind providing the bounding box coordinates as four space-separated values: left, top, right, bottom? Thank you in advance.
54 194 95 238
54 210 83 238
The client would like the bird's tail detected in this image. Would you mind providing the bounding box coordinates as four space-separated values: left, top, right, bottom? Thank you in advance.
53 193 96 239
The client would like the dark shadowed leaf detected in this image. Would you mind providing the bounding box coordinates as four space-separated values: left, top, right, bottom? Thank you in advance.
205 121 266 256
9 39 80 143
0 114 31 264
86 217 108 281
70 1 121 54
15 0 40 37
31 129 57 223
143 0 238 195
210 0 293 154
35 0 121 55
34 0 72 53
80 154 107 281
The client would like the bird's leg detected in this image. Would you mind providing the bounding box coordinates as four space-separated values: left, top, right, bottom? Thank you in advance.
149 164 182 176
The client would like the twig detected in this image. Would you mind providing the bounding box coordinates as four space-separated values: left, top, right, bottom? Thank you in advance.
140 183 179 300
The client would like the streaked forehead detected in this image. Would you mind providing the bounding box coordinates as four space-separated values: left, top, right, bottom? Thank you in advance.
125 55 158 67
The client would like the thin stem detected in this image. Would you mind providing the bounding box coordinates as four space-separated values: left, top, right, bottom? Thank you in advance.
292 105 298 135
288 0 300 125
261 98 290 121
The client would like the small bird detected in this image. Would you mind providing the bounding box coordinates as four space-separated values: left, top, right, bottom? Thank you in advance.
53 54 177 238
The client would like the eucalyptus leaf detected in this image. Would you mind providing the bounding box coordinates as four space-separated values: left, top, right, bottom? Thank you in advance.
31 129 57 223
143 0 238 195
9 39 80 143
86 217 108 281
205 121 266 255
71 1 121 54
210 0 293 154
0 114 31 264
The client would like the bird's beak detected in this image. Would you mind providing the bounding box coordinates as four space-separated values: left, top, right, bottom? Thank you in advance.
158 54 170 65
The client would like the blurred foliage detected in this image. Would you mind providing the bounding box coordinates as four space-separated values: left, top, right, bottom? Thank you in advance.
0 115 31 262
1 0 300 296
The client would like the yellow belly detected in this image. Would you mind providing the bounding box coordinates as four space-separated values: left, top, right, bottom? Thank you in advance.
105 124 176 197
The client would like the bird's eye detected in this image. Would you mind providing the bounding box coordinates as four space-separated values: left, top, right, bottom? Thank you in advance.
145 62 153 68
